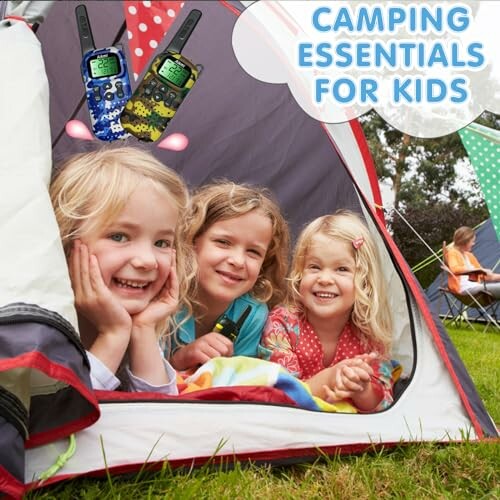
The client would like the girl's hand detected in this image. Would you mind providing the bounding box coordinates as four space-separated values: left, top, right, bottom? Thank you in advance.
70 241 131 374
322 383 353 403
322 358 373 402
170 332 234 371
70 241 132 337
335 362 372 392
132 251 179 331
353 352 379 363
324 356 385 411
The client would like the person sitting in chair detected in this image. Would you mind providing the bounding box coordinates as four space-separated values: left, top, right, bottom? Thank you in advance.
446 226 500 299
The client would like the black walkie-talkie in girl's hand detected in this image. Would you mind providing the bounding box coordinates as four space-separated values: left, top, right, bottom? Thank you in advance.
214 306 252 342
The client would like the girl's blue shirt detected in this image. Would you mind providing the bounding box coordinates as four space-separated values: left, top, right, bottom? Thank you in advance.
169 294 268 358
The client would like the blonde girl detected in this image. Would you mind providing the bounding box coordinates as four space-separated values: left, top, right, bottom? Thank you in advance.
261 210 396 412
169 181 290 372
50 147 193 393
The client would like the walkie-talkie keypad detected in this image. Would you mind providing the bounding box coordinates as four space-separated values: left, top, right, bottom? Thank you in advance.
116 82 124 98
93 86 102 102
164 92 176 107
120 45 200 142
142 77 178 109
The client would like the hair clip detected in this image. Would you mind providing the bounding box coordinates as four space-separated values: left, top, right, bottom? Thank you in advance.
352 237 364 250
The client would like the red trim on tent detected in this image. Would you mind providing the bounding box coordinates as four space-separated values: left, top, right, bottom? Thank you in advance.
0 465 24 498
207 0 486 440
95 385 298 406
301 138 487 438
25 441 402 492
28 436 500 493
362 211 486 439
0 352 100 447
219 1 241 17
319 122 378 207
348 119 385 224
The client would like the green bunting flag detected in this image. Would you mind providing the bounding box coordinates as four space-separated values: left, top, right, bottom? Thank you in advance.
458 122 500 240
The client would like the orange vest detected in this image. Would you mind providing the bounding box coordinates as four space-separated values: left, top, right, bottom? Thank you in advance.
446 246 482 294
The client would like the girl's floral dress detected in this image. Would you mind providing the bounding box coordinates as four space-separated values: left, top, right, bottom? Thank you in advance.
260 306 401 411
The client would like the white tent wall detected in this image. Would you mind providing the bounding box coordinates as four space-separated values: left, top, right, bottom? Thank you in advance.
25 347 474 480
24 158 497 484
0 13 98 496
0 20 76 328
24 204 479 482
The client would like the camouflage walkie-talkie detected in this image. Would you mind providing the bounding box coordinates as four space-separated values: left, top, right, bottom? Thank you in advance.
120 9 202 142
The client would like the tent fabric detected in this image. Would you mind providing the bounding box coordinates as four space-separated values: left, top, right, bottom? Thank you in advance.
426 219 500 320
4 1 55 25
0 18 99 496
25 288 495 482
40 0 365 240
0 0 497 495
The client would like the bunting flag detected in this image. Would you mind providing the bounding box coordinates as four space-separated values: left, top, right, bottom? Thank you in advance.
458 122 500 240
123 1 185 79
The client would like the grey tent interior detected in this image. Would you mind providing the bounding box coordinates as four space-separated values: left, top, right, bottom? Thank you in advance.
41 0 363 239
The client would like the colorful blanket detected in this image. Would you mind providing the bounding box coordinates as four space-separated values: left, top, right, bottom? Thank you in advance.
178 356 358 413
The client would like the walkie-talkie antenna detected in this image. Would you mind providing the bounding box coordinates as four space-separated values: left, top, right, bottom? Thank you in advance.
166 9 202 54
75 5 96 56
235 306 252 331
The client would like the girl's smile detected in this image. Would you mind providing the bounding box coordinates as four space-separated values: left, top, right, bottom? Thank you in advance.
82 183 178 315
194 209 272 313
299 233 356 328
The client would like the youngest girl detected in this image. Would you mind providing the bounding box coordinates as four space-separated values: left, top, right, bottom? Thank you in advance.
261 210 397 412
50 147 193 393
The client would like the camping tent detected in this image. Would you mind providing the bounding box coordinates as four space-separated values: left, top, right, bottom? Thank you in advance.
426 219 500 321
0 1 497 496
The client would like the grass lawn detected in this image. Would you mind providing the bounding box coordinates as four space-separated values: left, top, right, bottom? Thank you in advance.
28 325 499 499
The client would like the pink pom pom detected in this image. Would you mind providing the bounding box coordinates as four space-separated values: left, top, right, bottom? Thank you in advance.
157 133 189 151
65 120 94 141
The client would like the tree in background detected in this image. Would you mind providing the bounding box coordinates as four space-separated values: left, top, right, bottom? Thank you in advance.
360 110 497 288
390 202 488 288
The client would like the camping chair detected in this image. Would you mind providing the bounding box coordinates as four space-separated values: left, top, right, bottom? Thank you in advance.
438 242 499 333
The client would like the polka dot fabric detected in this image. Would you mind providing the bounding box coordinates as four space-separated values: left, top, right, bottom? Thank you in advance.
458 124 500 239
123 1 185 79
262 306 372 380
260 306 397 411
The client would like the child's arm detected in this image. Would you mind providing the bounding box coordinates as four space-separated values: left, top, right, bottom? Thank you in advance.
260 307 302 377
128 254 179 386
71 241 131 375
170 332 234 371
305 357 371 400
318 354 396 411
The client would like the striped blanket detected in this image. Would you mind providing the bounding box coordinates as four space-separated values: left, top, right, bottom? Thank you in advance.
178 356 358 413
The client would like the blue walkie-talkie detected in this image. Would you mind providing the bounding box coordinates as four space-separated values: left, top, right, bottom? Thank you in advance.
76 4 131 141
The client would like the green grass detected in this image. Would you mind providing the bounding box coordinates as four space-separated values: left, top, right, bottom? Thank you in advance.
446 324 499 423
28 325 499 499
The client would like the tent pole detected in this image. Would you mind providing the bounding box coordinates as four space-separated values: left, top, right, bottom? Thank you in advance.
0 1 8 21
